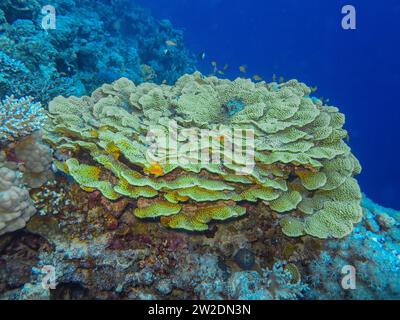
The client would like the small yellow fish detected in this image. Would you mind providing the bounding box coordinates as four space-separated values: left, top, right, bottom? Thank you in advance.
223 64 229 70
144 162 164 176
239 65 247 73
253 75 263 81
218 70 225 75
165 40 177 46
211 61 217 67
310 86 318 93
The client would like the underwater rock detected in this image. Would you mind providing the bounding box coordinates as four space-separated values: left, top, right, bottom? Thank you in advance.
234 248 255 270
0 232 47 291
376 212 396 230
227 262 308 300
0 186 396 300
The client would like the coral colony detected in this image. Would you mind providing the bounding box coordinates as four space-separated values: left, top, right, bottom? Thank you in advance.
0 0 398 301
0 96 46 143
43 73 362 236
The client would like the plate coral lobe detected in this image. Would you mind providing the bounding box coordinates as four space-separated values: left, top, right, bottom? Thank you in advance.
44 72 363 239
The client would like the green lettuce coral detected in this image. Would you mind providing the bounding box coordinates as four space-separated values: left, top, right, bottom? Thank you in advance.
43 72 362 239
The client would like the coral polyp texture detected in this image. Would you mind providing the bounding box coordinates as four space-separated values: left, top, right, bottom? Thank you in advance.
0 95 46 143
44 72 362 238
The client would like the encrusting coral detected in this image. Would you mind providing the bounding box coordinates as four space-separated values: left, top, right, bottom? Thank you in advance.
43 72 363 239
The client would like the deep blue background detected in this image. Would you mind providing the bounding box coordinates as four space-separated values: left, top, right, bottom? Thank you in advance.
136 0 400 209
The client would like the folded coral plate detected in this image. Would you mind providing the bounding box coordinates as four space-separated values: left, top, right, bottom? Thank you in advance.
44 72 363 239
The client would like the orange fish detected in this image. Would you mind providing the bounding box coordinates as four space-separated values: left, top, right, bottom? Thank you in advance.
144 162 164 176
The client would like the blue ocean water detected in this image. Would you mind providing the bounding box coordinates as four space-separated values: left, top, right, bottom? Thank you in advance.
136 0 400 209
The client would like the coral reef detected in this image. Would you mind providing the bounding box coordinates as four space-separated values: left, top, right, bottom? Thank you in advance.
306 195 400 299
0 50 30 97
0 110 53 235
43 72 362 239
0 0 195 103
0 172 395 300
0 229 308 300
0 0 397 302
0 96 46 144
0 169 315 300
